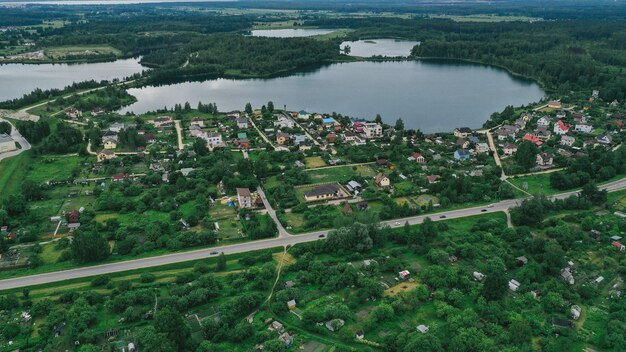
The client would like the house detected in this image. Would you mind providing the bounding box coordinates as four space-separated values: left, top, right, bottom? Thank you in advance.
103 138 117 149
508 279 521 292
516 256 529 266
343 131 357 142
536 153 553 167
554 120 570 135
92 108 106 116
363 123 382 138
548 100 562 109
112 173 130 182
575 123 593 133
456 138 470 149
426 175 439 184
561 267 575 284
66 108 82 119
561 135 575 147
596 133 611 145
287 299 297 310
589 229 601 240
236 118 248 129
144 134 156 144
346 180 362 193
66 210 80 224
469 169 483 177
572 113 586 123
150 116 173 128
374 173 390 188
595 276 605 284
190 118 204 127
537 116 551 127
495 126 516 140
303 184 339 202
109 122 125 133
611 241 625 251
322 117 338 127
571 305 581 320
409 152 425 163
454 127 472 138
534 126 551 139
503 143 518 155
276 132 290 145
514 117 527 130
238 138 250 149
293 134 309 148
475 143 490 153
522 134 542 146
102 130 118 143
0 133 17 153
356 331 365 340
398 270 410 280
205 132 223 147
552 318 573 329
97 149 116 162
357 201 368 210
454 149 471 160
352 121 365 133
271 321 284 332
274 116 295 129
237 188 254 208
376 159 388 166
326 133 338 143
416 325 429 334
279 332 293 347
297 110 310 120
325 319 345 332
473 271 485 281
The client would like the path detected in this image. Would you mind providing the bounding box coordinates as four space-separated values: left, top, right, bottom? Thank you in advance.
0 117 32 162
1 177 626 290
264 246 288 304
174 120 184 150
485 131 506 180
303 161 375 172
247 115 276 150
256 186 289 238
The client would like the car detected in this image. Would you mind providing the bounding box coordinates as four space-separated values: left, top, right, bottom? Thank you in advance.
439 215 447 219
487 204 494 208
209 251 219 255
394 221 401 225
481 209 487 212
318 234 325 238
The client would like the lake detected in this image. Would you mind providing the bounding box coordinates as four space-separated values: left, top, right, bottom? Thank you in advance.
250 28 342 38
120 60 545 132
0 58 146 101
340 39 420 57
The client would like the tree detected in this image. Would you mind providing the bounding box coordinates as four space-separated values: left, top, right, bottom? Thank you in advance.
193 138 208 156
395 117 404 131
515 140 538 171
154 307 191 350
0 121 11 135
216 253 226 271
245 102 253 114
137 326 177 352
71 230 110 263
580 183 607 205
403 333 444 352
482 258 508 301
267 101 274 113
374 114 382 124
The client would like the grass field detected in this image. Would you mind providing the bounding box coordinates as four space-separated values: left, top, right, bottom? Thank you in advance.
0 151 32 200
305 164 376 184
304 156 326 168
507 173 555 196
44 45 121 59
26 155 85 184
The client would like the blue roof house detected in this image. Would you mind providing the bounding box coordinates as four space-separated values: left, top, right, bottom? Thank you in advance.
454 149 471 160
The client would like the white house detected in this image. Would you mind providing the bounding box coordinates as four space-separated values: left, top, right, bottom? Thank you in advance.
236 117 248 129
237 188 254 208
560 135 575 147
503 143 518 155
575 123 593 133
454 127 472 137
553 120 570 135
363 123 382 138
508 279 521 292
536 153 553 167
537 116 551 127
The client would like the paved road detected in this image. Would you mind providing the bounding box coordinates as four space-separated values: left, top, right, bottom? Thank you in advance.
1 177 625 290
0 117 31 162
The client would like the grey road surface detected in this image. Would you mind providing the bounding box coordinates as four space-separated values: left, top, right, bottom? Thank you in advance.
0 117 31 161
0 177 625 291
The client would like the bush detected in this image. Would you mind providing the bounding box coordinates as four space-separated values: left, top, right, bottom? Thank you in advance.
140 273 156 283
91 275 111 287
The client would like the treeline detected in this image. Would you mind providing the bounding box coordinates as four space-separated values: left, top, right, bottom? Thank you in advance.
0 80 109 110
549 146 626 190
15 120 50 144
36 123 84 154
142 34 344 80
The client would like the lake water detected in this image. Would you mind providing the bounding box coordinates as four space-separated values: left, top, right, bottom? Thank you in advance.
120 60 545 132
250 28 342 38
0 58 146 101
340 39 420 57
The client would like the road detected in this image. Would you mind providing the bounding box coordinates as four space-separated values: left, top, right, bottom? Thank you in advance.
1 177 625 290
0 117 32 162
174 120 184 150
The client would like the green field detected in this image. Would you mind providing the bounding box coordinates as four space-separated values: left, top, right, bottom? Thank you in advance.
305 164 376 184
0 151 32 199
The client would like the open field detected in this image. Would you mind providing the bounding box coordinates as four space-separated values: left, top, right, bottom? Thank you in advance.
306 164 376 184
44 45 122 59
304 156 326 168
